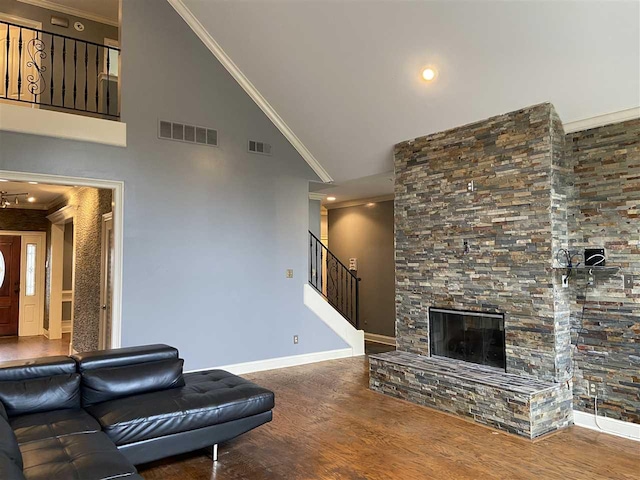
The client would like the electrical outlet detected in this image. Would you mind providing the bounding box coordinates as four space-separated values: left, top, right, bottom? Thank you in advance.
286 269 293 279
588 381 597 397
562 275 569 288
293 335 299 344
623 275 633 289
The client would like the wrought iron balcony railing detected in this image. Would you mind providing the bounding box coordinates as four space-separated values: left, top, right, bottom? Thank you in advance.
309 231 360 329
1 20 120 119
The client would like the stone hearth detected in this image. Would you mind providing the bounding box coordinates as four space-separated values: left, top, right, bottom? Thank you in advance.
370 352 572 439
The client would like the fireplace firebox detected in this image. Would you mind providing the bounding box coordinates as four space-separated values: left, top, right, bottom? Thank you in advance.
429 308 506 370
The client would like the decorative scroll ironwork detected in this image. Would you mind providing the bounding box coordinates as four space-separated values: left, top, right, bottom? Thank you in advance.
26 38 47 96
0 20 120 119
308 231 360 328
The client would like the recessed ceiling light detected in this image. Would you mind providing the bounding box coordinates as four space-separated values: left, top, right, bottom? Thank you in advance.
28 197 36 203
422 67 437 82
327 196 336 202
28 181 38 185
366 203 375 207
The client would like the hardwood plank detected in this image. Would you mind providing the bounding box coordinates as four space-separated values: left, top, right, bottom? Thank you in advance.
139 356 640 479
0 333 70 361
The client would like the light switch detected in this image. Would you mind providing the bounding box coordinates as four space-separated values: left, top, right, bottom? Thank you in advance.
286 269 293 279
349 258 357 271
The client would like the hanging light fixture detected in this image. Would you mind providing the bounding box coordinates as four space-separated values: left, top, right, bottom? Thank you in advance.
0 191 30 208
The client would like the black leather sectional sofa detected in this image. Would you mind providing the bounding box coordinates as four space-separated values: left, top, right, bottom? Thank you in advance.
0 344 275 479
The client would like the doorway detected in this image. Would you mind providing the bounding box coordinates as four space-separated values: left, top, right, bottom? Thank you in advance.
0 170 123 361
0 236 21 336
0 231 46 338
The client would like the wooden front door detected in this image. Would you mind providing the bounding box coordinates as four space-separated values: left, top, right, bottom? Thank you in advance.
0 236 21 336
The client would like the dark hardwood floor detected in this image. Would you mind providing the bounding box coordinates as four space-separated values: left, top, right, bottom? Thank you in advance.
0 334 70 362
139 356 640 480
365 340 396 355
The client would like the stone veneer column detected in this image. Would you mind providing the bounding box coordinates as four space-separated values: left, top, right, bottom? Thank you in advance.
394 103 569 382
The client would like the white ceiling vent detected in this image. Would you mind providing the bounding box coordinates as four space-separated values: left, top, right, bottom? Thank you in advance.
248 140 272 156
158 120 218 147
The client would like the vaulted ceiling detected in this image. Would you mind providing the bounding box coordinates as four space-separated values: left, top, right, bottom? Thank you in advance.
178 0 639 184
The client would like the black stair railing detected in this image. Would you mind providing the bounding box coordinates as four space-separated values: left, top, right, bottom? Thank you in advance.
1 20 119 118
309 231 360 329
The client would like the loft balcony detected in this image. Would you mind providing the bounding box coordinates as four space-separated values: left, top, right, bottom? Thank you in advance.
1 19 119 120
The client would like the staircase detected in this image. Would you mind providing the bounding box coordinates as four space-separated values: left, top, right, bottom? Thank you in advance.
308 231 360 328
306 232 364 356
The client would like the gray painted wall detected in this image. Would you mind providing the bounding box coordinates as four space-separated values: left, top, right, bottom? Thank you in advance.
328 201 395 337
308 199 321 238
0 0 346 369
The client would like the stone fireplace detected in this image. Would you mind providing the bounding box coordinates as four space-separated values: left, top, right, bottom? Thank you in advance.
369 103 574 439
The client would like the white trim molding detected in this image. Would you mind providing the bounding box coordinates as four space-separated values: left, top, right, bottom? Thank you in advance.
303 284 365 356
0 103 126 147
309 192 327 201
563 107 640 134
0 170 124 350
573 410 640 441
364 332 396 346
166 0 333 183
187 348 353 376
326 194 395 210
16 0 119 27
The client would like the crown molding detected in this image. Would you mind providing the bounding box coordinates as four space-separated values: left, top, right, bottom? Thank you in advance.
325 194 394 210
309 193 326 201
17 0 119 27
563 107 640 134
167 0 333 183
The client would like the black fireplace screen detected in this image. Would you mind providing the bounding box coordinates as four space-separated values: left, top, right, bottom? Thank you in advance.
429 308 506 370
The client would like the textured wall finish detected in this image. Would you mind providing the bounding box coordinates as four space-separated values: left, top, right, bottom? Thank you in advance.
394 103 566 382
567 119 640 424
46 188 112 351
0 209 49 232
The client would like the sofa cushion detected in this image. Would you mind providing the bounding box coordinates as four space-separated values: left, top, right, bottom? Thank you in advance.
20 432 139 480
0 452 26 480
87 370 275 446
80 358 185 407
10 409 100 445
0 416 22 469
0 357 75 382
0 374 80 417
72 344 179 372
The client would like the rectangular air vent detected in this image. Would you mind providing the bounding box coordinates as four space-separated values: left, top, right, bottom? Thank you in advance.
158 120 218 147
248 140 272 156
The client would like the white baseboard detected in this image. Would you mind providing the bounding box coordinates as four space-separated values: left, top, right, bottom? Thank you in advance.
573 410 640 441
186 348 354 376
42 328 49 339
364 332 396 346
62 321 72 334
303 284 365 356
